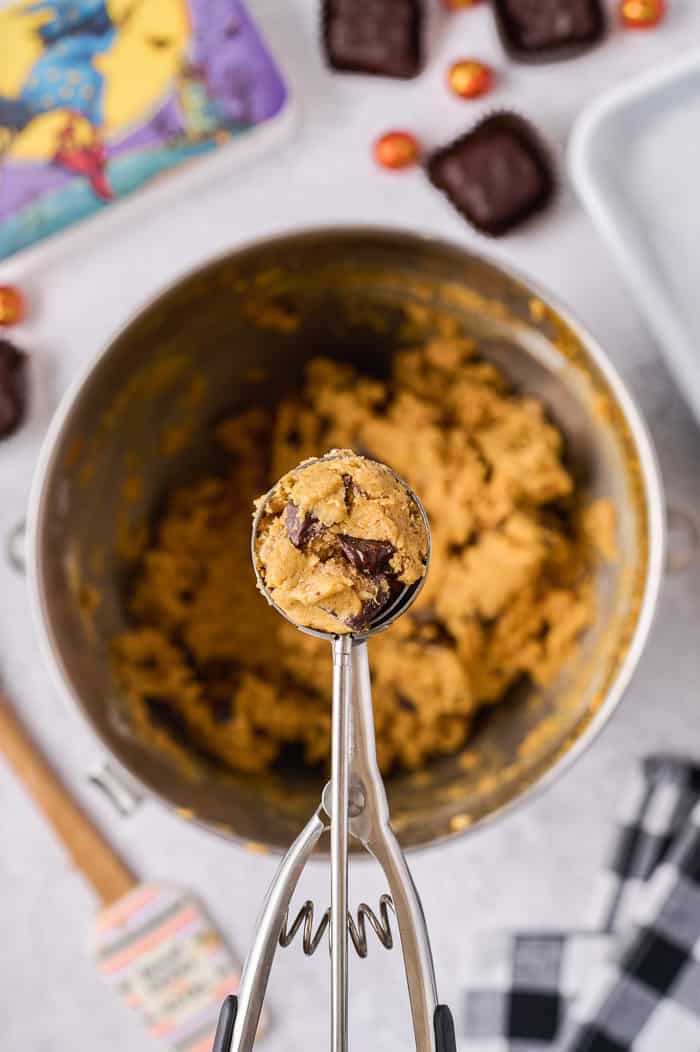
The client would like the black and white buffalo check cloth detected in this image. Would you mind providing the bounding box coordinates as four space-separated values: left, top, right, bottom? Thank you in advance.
461 756 700 1051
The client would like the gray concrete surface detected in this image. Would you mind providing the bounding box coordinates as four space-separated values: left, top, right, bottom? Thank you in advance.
1 2 700 1049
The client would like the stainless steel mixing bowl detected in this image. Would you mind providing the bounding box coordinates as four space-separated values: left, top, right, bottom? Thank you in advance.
27 227 664 852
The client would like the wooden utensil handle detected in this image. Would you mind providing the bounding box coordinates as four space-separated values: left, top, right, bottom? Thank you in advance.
0 692 136 906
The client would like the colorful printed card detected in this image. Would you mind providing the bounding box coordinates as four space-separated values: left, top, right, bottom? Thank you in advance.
0 0 291 262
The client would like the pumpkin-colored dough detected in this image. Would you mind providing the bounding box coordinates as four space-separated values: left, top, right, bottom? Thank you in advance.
113 336 614 775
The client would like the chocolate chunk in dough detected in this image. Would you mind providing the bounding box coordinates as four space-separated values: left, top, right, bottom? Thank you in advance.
344 586 392 631
285 502 321 549
206 696 233 724
338 535 395 576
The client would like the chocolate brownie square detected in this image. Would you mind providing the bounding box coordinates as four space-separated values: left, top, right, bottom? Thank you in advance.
323 0 423 79
427 114 554 237
493 0 605 63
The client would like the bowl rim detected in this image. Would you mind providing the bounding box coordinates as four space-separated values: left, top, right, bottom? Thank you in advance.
25 223 666 854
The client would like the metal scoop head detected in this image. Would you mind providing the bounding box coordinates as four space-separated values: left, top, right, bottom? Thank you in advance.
251 452 431 641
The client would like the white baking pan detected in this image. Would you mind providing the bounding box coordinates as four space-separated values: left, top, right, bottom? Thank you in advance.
570 49 700 425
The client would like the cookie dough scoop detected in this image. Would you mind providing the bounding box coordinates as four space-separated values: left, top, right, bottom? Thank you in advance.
212 452 456 1052
252 449 431 638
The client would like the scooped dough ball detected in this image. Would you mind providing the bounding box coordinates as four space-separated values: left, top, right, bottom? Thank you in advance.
254 450 429 634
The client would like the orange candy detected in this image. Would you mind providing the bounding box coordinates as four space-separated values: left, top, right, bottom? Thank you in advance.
447 59 493 99
620 0 665 27
0 286 25 326
373 130 420 170
441 0 480 8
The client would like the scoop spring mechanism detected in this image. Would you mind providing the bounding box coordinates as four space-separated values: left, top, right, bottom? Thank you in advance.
280 894 395 957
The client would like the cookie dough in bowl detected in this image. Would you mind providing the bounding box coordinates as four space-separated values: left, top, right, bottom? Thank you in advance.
28 227 662 851
253 450 429 635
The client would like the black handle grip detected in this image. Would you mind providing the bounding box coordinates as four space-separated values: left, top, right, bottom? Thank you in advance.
213 993 451 1051
212 994 238 1052
434 1004 456 1052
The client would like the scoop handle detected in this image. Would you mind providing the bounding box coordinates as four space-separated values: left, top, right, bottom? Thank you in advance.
434 1006 457 1052
0 691 136 906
